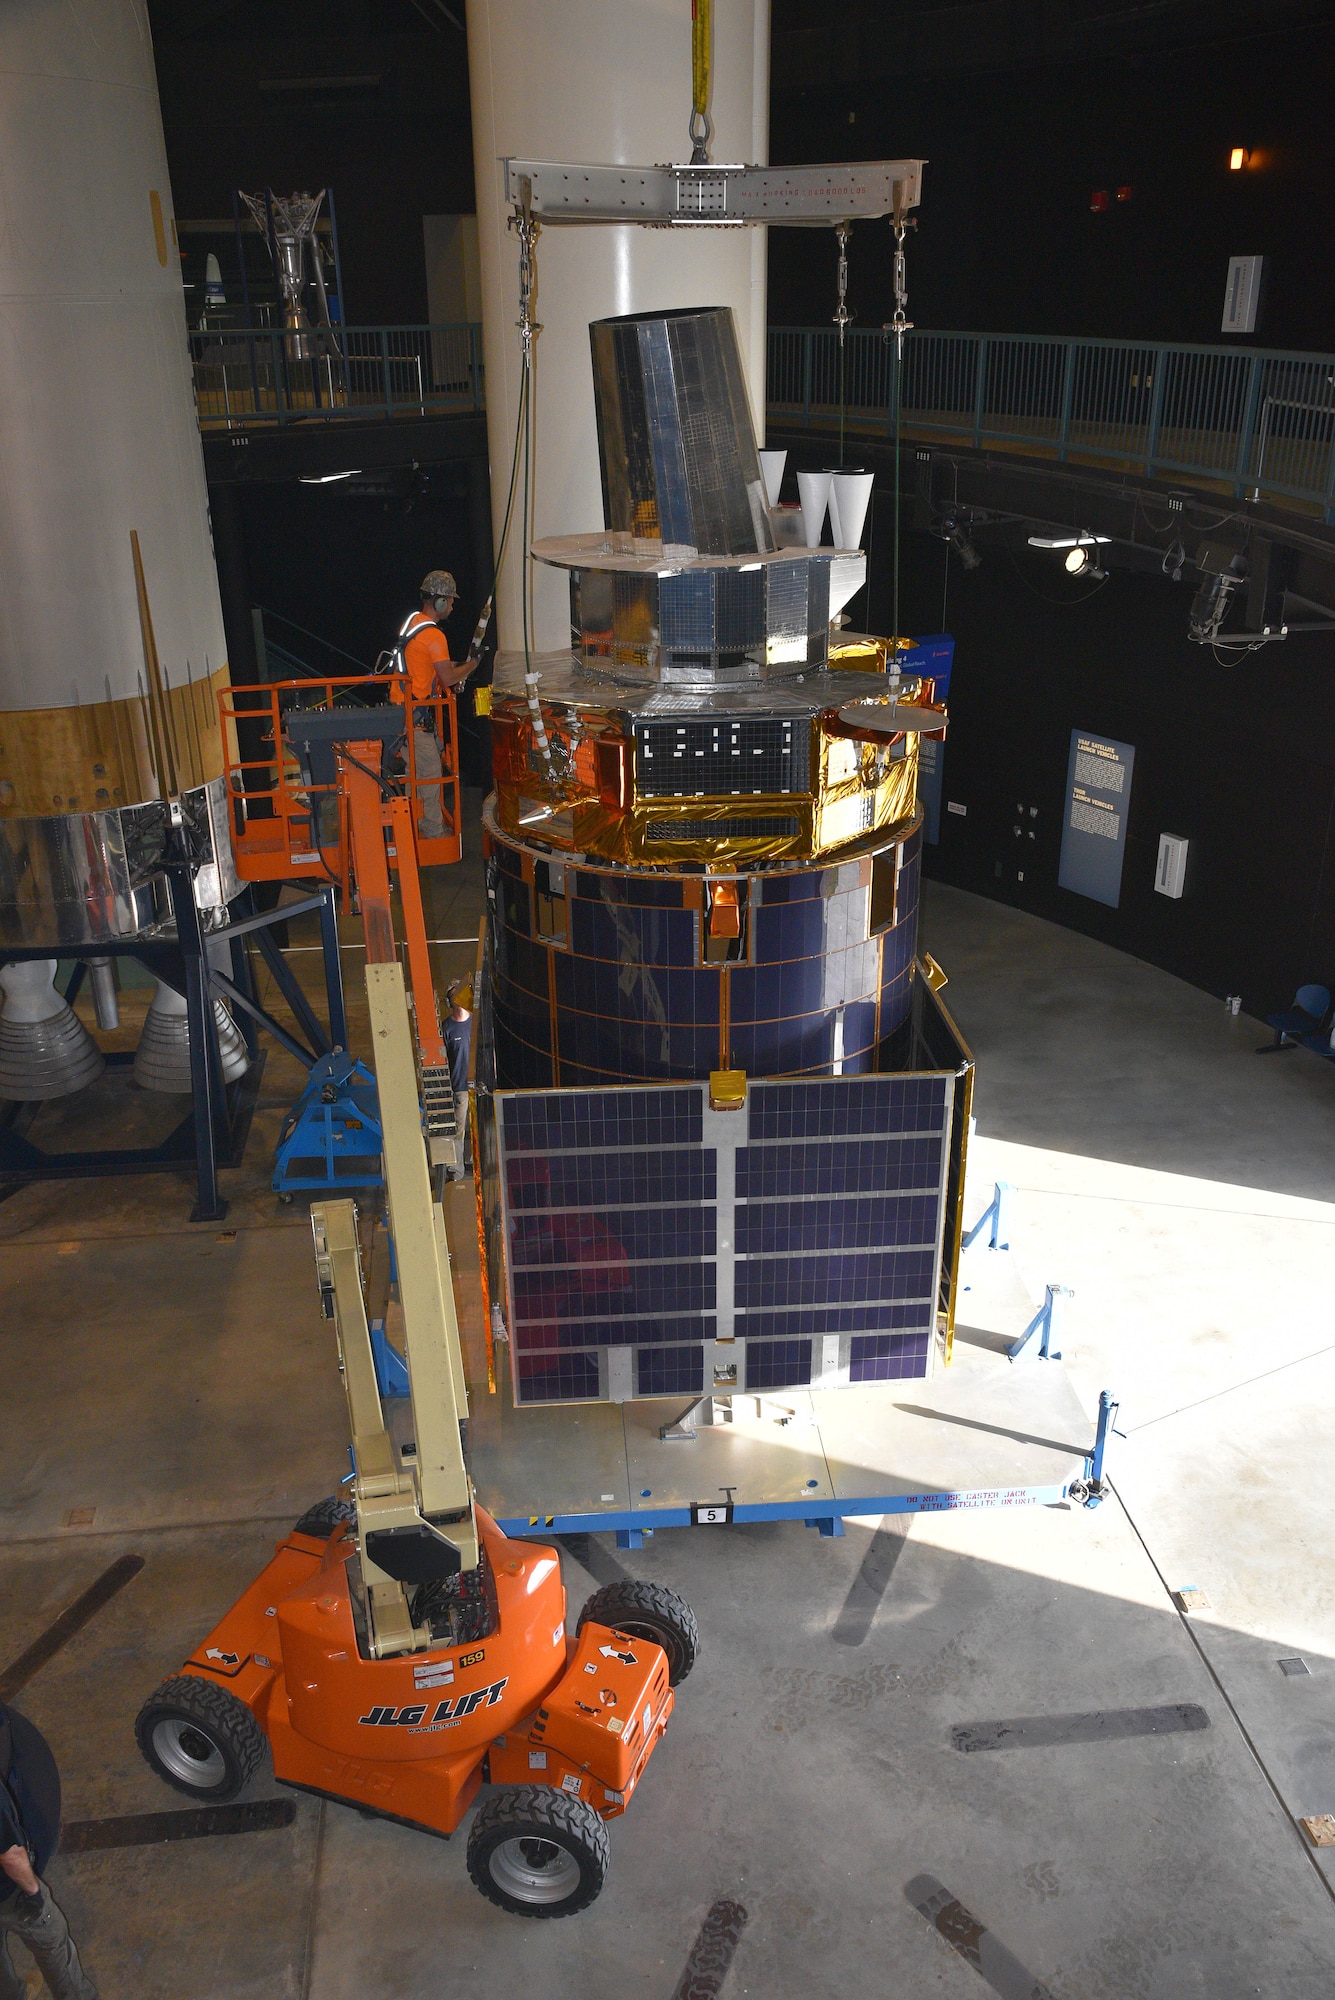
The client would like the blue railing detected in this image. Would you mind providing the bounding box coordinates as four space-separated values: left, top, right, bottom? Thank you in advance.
189 323 484 428
768 327 1335 521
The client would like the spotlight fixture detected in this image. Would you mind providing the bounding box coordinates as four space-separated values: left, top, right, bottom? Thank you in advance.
1026 531 1110 579
1229 148 1248 171
947 524 979 572
939 516 979 572
298 468 362 484
1189 552 1247 642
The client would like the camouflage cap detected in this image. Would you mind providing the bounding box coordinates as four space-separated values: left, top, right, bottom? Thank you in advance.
421 569 457 599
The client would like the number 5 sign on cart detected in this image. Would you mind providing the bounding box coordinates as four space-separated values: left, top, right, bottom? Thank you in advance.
691 1502 734 1525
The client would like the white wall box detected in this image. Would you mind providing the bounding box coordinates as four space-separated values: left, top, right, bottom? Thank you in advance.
1156 833 1189 898
1222 256 1264 334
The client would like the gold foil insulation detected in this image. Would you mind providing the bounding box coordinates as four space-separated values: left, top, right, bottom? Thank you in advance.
489 678 940 867
0 664 229 818
826 631 921 673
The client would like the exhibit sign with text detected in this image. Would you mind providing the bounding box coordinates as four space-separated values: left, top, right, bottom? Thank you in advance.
1058 730 1135 907
917 736 943 843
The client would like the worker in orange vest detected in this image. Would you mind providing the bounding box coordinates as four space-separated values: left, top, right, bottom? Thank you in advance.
389 569 473 839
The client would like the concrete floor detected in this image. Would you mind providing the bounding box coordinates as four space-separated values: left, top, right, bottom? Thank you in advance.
2 855 1334 1999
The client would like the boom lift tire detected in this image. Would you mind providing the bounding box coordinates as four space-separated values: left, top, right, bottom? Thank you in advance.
135 1676 266 1801
292 1495 356 1539
576 1581 698 1687
466 1785 610 1916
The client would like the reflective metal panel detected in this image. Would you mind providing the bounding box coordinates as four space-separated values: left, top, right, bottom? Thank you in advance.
0 776 239 947
590 308 773 558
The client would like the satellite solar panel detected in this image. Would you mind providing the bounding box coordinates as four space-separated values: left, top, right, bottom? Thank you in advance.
736 1192 939 1254
491 986 552 1053
738 1303 927 1339
637 1345 706 1396
494 929 549 999
736 1136 944 1198
560 1017 721 1080
492 1015 550 1090
511 1204 714 1263
849 1332 932 1381
554 1315 715 1348
570 900 700 966
745 1339 812 1390
515 1352 603 1403
736 1249 937 1309
511 1259 715 1321
508 1151 712 1210
576 872 686 907
496 1066 954 1405
502 1087 701 1150
748 1075 949 1139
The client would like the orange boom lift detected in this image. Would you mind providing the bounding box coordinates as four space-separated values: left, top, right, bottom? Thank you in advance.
135 695 696 1915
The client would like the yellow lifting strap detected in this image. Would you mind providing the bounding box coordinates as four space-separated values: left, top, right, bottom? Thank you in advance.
691 0 711 118
690 0 712 160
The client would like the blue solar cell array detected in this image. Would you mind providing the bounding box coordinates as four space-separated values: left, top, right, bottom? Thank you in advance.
500 1087 717 1404
486 821 923 1091
497 1070 951 1405
733 1075 947 1379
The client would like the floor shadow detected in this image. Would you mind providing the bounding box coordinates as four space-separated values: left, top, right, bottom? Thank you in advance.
831 1516 912 1647
893 1403 1085 1458
950 1322 1014 1357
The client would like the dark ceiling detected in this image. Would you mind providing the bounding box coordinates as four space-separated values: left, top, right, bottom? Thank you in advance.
771 0 1335 83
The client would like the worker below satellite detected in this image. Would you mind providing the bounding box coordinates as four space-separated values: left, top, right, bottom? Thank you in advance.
386 569 473 839
443 979 473 1181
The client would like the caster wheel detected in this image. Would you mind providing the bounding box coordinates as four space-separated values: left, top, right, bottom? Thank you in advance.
136 1677 265 1802
576 1580 699 1686
467 1786 609 1917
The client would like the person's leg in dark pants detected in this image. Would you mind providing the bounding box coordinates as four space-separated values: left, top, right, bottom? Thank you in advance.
0 1883 98 2000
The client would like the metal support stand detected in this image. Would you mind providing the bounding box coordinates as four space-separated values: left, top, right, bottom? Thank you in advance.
659 1393 799 1441
1008 1283 1072 1363
1068 1391 1122 1509
962 1180 1013 1251
369 1317 410 1400
318 885 348 1051
253 923 334 1060
0 882 344 1219
166 860 229 1221
273 1052 383 1199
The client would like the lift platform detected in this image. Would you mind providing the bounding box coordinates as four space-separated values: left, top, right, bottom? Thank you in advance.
448 1191 1102 1546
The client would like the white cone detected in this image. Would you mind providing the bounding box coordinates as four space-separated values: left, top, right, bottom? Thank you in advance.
796 469 832 549
133 978 249 1093
0 960 104 1101
831 470 875 551
757 449 787 509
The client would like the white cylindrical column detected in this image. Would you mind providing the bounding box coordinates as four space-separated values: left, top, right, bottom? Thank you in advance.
0 0 229 816
467 0 771 651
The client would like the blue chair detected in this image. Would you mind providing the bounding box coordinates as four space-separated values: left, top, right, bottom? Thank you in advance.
1258 982 1331 1053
